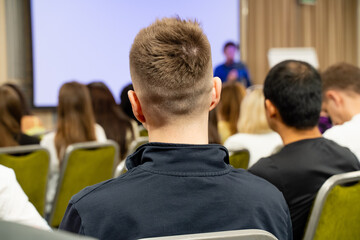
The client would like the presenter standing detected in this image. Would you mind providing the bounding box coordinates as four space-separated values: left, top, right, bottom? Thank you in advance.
214 41 251 87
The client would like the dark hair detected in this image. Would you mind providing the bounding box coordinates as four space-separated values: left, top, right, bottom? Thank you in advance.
119 83 140 125
208 108 221 144
223 41 238 52
264 60 322 129
88 82 134 159
3 83 32 115
0 85 23 147
322 62 360 94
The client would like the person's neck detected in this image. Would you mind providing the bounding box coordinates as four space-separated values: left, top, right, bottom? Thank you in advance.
277 125 322 146
343 96 360 121
147 115 209 145
225 59 234 65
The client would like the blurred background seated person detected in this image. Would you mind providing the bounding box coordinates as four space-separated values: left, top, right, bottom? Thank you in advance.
88 81 135 160
208 108 221 144
0 164 50 230
216 82 246 144
214 41 251 87
40 81 107 214
0 85 40 147
224 86 282 167
3 83 45 137
249 60 360 240
322 63 360 161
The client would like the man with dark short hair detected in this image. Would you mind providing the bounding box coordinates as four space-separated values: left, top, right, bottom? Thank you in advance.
249 60 360 240
59 18 292 240
322 63 360 160
214 41 251 86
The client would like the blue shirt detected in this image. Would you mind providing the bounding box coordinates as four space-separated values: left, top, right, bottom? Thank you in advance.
214 61 251 87
60 143 292 240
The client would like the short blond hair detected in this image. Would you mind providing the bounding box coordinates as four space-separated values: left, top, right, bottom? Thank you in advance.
238 87 271 134
129 18 213 122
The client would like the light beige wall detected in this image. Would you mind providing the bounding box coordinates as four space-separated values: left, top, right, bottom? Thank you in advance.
0 0 7 84
243 0 359 84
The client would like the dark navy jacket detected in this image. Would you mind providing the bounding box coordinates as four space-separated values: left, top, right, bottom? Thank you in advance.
59 143 292 240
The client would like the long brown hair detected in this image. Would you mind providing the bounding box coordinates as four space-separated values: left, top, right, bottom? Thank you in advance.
87 82 134 159
55 82 96 161
217 82 246 135
0 85 23 147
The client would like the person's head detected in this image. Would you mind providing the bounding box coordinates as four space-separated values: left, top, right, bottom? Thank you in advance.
88 81 134 159
217 82 246 135
223 41 238 63
119 83 140 125
129 17 221 129
264 60 322 131
3 83 32 115
87 81 117 115
0 85 23 147
55 81 96 161
322 63 360 125
238 86 272 134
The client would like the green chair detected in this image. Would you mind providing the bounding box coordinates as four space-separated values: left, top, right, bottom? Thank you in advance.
114 137 149 177
48 140 119 227
140 229 278 240
303 170 360 240
229 149 250 169
0 145 49 216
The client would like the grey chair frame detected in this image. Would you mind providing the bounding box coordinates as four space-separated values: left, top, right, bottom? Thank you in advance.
303 170 360 240
140 229 278 240
0 144 50 216
0 220 98 240
48 140 119 224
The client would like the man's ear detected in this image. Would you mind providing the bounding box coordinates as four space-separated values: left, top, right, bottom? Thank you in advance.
265 99 277 119
325 90 343 107
128 90 146 124
209 77 222 111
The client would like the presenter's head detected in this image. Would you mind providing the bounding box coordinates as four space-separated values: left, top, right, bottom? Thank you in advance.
128 17 221 139
223 41 238 64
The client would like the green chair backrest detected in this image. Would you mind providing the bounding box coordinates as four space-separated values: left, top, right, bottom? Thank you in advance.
229 149 250 169
0 145 49 216
49 140 119 227
303 170 360 240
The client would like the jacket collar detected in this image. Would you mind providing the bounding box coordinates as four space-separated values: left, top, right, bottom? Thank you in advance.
126 143 230 176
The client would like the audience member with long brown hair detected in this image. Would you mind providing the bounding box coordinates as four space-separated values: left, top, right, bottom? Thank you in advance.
41 81 107 213
87 81 134 160
0 85 39 147
216 81 246 143
3 83 45 136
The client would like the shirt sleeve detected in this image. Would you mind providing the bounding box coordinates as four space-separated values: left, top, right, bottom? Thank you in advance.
59 202 83 234
0 166 51 230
